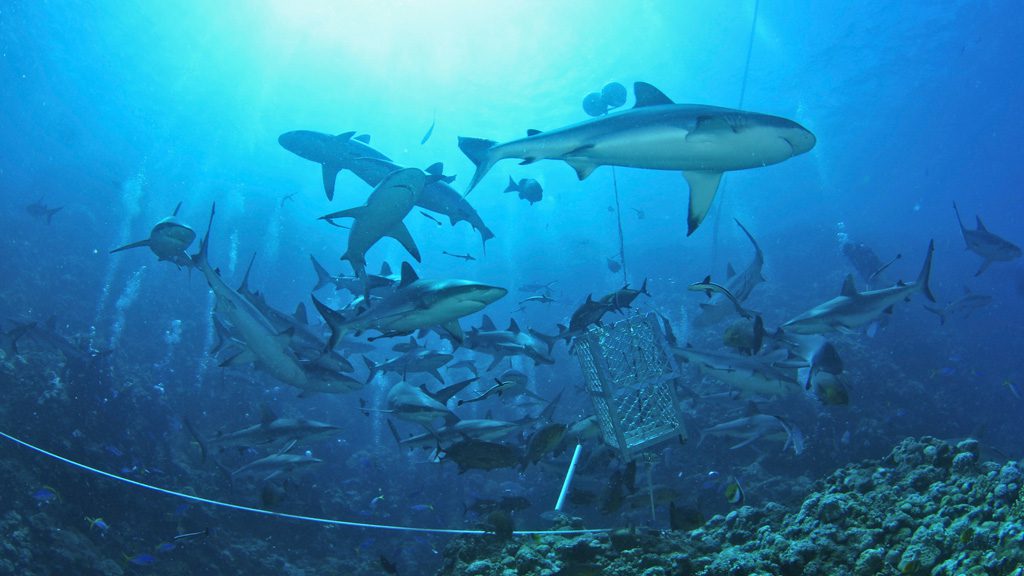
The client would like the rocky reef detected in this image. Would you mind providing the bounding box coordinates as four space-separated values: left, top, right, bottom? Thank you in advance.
437 436 1024 576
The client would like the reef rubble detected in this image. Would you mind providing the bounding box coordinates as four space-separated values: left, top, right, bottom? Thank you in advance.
437 436 1024 576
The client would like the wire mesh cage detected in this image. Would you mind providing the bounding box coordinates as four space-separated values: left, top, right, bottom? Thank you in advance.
574 313 687 461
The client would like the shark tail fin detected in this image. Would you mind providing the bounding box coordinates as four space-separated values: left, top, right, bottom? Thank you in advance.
530 328 560 355
503 176 518 193
310 255 335 291
952 201 967 236
192 203 216 269
386 420 402 447
363 355 379 383
917 240 936 303
458 137 498 195
310 294 347 352
923 305 947 325
183 418 208 465
46 206 63 224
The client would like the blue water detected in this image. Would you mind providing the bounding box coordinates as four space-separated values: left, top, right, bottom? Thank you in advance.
1 1 1022 574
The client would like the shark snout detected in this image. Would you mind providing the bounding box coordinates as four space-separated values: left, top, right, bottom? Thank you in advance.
782 124 816 156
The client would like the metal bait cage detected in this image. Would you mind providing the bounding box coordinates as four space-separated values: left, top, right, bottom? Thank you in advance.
574 313 687 461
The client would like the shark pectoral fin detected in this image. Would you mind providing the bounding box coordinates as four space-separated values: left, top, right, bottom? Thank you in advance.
565 158 599 180
221 347 258 367
321 163 342 201
441 320 464 344
389 222 421 262
110 239 150 254
975 259 992 276
729 435 760 450
682 170 723 236
321 206 366 221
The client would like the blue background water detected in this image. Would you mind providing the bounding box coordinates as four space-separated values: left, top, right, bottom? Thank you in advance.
1 1 1022 573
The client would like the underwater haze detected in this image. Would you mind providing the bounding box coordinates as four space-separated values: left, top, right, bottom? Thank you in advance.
2 1 1024 574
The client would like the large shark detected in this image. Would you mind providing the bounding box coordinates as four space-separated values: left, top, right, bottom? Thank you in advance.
364 349 454 384
378 378 476 425
278 130 495 246
186 407 341 463
953 202 1021 276
458 82 815 235
110 201 196 268
699 413 804 455
192 205 362 395
311 262 507 348
674 346 802 399
320 167 424 279
782 240 936 335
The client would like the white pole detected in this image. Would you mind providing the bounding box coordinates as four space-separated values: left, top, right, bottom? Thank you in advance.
554 443 583 511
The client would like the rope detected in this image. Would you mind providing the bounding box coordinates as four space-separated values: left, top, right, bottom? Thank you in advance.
0 430 609 537
611 166 628 284
712 0 760 262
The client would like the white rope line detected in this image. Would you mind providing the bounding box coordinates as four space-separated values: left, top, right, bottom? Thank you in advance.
0 430 609 536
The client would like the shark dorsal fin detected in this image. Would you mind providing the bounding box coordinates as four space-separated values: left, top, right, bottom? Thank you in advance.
293 303 308 325
172 201 183 217
336 131 356 141
380 262 393 276
975 215 988 231
726 263 737 278
239 252 258 293
840 274 858 297
354 134 371 144
426 162 444 176
633 82 674 108
508 318 520 333
260 405 277 427
398 262 419 288
480 315 496 331
527 129 542 137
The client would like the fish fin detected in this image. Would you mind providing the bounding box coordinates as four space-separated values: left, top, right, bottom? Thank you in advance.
221 347 257 367
320 205 366 221
504 176 518 193
380 261 393 276
527 129 542 136
354 134 371 144
917 240 936 301
321 163 342 201
974 259 992 277
682 170 723 236
729 435 760 450
310 255 335 291
293 303 309 325
457 137 498 194
480 315 496 331
274 328 295 347
633 82 674 107
866 322 879 338
336 131 356 141
441 319 464 344
923 305 946 325
726 263 736 278
975 215 988 231
840 274 858 297
507 318 520 333
398 262 419 288
565 158 599 180
388 222 421 262
109 239 150 254
311 294 348 351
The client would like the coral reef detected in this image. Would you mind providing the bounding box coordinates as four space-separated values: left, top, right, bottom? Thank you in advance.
437 437 1024 576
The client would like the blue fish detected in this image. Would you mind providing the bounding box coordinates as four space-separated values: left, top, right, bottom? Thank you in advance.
154 542 176 554
123 553 157 566
31 486 60 504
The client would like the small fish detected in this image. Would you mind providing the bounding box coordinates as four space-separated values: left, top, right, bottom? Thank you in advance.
31 486 60 504
173 528 209 541
724 476 744 506
280 192 298 208
370 492 386 509
86 516 110 532
154 542 176 554
519 295 555 305
410 504 434 512
631 207 645 219
420 211 443 226
442 251 475 261
123 553 157 566
420 115 436 145
503 177 543 205
607 257 622 273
